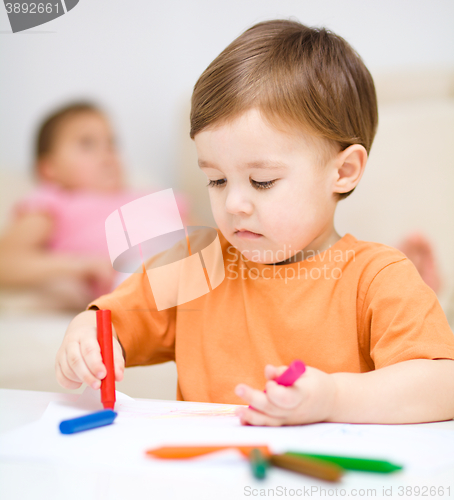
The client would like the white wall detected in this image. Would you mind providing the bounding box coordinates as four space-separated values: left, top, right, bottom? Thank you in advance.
1 0 453 187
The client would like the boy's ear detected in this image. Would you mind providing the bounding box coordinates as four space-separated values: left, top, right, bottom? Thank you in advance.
332 144 368 194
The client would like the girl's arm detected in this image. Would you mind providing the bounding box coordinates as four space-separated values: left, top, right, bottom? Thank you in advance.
0 211 112 288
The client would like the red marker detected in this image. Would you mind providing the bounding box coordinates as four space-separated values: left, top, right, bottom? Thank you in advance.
96 309 116 410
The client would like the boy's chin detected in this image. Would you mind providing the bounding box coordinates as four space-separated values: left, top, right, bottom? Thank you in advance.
226 234 298 264
239 249 286 265
238 245 304 265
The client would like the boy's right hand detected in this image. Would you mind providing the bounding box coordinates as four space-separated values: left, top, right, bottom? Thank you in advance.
55 310 125 390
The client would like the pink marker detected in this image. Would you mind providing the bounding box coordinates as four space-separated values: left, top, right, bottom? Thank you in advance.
273 359 306 387
248 360 306 409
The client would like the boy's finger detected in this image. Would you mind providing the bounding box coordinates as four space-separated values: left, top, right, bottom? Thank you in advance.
265 380 301 409
264 364 287 380
59 356 83 384
80 337 106 379
264 365 278 380
234 384 286 417
113 338 125 381
56 361 82 390
236 406 284 427
66 341 102 389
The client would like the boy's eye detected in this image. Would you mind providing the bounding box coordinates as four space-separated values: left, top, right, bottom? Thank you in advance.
251 179 276 189
206 178 277 190
207 179 226 188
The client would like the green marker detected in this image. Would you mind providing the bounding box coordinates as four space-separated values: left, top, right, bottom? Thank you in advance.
285 452 403 473
249 448 269 479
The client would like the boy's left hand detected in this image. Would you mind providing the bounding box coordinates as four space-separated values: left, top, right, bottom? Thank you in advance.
234 364 338 426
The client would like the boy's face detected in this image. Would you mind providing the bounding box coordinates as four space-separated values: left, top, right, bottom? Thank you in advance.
39 112 124 192
194 108 340 264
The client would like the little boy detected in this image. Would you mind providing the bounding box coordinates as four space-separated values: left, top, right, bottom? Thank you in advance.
56 20 454 425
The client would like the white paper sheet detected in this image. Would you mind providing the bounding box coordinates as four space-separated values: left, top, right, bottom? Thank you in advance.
1 387 454 477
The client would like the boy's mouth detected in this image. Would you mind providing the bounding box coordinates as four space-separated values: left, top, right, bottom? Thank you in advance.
234 229 263 239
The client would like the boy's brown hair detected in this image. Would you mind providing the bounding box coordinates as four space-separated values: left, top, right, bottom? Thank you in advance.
190 19 378 200
35 102 101 162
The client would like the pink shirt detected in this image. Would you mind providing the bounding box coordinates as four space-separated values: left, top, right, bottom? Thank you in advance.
13 182 189 260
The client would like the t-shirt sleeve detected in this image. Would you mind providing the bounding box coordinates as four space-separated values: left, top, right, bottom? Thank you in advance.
360 258 454 369
87 268 176 367
12 185 60 219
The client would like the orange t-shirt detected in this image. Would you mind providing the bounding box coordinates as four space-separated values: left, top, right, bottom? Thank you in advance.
88 231 454 404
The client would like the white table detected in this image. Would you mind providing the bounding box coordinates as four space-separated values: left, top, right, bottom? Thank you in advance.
1 388 453 500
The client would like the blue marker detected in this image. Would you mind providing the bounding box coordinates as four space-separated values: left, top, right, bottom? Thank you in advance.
59 409 117 434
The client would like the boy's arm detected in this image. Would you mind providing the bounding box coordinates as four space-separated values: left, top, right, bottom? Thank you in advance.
236 257 454 426
330 358 454 423
234 359 454 425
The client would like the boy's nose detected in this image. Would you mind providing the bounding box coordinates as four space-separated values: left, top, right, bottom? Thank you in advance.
225 188 254 215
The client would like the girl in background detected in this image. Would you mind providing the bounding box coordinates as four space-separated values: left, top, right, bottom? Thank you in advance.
0 102 188 311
